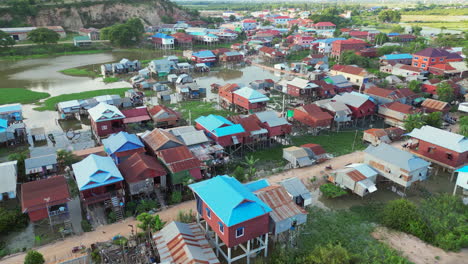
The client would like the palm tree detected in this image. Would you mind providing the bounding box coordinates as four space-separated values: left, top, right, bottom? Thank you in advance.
440 26 447 34
242 155 259 180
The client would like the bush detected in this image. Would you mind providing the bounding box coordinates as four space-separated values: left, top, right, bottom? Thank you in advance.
170 191 182 205
320 183 347 198
135 199 158 215
0 207 28 235
107 212 116 224
177 209 196 223
232 166 245 182
302 243 353 264
81 220 92 232
24 250 45 264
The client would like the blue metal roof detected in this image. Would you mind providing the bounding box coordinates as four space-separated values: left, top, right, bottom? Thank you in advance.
313 38 346 44
381 53 413 60
192 50 215 58
71 154 124 191
195 115 245 137
0 104 21 113
0 118 7 132
387 32 400 36
189 175 272 227
102 131 144 155
244 179 270 192
456 166 468 173
152 33 174 39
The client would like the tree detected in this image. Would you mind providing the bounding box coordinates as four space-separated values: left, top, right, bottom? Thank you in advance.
411 25 423 36
460 116 468 137
108 24 136 47
408 80 421 93
27 28 60 44
24 250 45 264
390 25 405 34
229 15 236 21
8 150 28 182
378 10 401 23
56 149 79 171
374 32 388 45
136 213 166 233
262 20 272 26
435 82 455 102
303 243 353 264
233 166 246 182
0 30 15 49
424 112 442 129
404 113 425 132
381 199 427 236
440 26 447 34
100 27 111 40
126 17 144 41
242 155 259 180
320 183 347 198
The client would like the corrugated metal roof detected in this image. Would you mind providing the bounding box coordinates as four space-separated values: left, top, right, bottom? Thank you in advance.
118 153 166 183
87 103 125 122
254 185 307 223
421 98 449 111
0 161 17 195
407 125 468 153
21 176 71 213
156 146 201 176
364 143 430 171
189 175 272 227
279 177 311 199
333 92 371 108
102 131 144 155
25 154 57 170
142 128 184 152
255 111 289 127
72 154 124 191
346 169 367 182
233 87 269 103
346 163 378 178
381 53 413 60
154 222 220 264
195 115 245 137
0 104 21 113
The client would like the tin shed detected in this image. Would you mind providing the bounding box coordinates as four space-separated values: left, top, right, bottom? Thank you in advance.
279 177 312 207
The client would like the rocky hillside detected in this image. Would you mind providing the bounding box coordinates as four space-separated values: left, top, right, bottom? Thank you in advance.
0 0 194 31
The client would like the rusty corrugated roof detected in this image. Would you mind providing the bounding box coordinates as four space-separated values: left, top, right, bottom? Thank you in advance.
421 98 449 111
346 169 368 182
254 185 307 223
21 176 71 213
156 146 200 173
118 153 166 183
142 128 184 152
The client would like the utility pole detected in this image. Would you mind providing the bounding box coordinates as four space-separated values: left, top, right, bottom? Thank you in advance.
44 197 52 231
189 110 192 125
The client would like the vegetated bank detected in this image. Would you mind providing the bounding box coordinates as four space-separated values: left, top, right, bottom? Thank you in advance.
60 67 101 77
0 88 50 105
33 88 130 111
0 43 112 61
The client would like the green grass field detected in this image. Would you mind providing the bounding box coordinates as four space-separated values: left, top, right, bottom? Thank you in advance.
0 88 50 105
103 77 120 83
60 68 101 77
1 49 110 61
34 88 130 111
169 101 233 121
252 130 366 162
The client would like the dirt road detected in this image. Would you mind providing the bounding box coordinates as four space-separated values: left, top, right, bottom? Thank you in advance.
1 150 365 264
373 227 468 264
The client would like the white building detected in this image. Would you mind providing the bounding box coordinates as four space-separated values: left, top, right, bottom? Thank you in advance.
453 166 468 195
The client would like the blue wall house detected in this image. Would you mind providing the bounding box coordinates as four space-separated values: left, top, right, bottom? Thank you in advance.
0 104 22 122
102 131 145 164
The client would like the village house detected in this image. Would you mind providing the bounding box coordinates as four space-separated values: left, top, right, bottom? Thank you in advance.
156 145 203 184
363 127 405 146
140 128 185 156
330 38 369 58
355 47 377 58
316 38 346 54
252 183 307 236
147 105 181 128
0 161 17 201
152 33 175 49
121 107 151 126
118 152 167 194
24 154 58 180
21 176 71 223
453 166 468 195
259 46 284 61
195 114 246 147
294 35 315 47
171 32 193 47
332 92 376 119
412 47 463 70
301 143 331 163
364 143 431 188
421 99 450 116
0 104 22 122
279 177 312 207
231 87 270 113
219 51 244 63
241 19 257 30
283 146 314 168
329 163 378 197
148 59 178 77
79 27 100 40
72 154 125 208
314 99 353 127
73 36 92 47
391 34 416 43
330 65 369 86
378 101 419 128
254 111 292 139
293 104 334 131
191 50 217 66
154 221 220 264
0 26 66 40
272 16 293 24
286 77 319 99
381 63 424 79
406 125 468 170
88 103 125 138
380 54 413 66
323 75 354 93
102 131 145 164
422 79 459 97
0 119 26 145
313 22 336 35
189 175 272 264
364 86 405 105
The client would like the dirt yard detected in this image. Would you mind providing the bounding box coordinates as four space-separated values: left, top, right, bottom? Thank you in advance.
373 227 468 264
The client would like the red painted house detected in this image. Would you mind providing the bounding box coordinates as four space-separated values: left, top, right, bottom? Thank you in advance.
156 146 202 184
356 48 377 58
219 51 244 62
254 111 292 138
189 175 271 262
286 77 319 99
294 35 315 47
121 107 151 125
232 87 269 113
312 80 336 98
259 46 284 60
293 104 333 129
147 105 181 128
412 47 463 70
331 38 369 58
333 92 376 119
21 176 71 222
219 83 240 108
229 115 268 143
421 79 460 97
88 103 125 138
407 125 468 169
195 114 246 147
171 32 193 47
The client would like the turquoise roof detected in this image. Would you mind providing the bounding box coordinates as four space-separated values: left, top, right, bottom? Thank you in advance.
381 53 413 60
456 166 468 173
102 131 144 155
195 115 245 137
189 175 272 227
244 179 270 192
233 87 270 103
72 154 124 191
0 119 7 133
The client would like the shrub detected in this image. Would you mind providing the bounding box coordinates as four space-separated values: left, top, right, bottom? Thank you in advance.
302 243 353 264
0 207 28 235
24 250 45 264
232 166 245 182
177 209 196 223
107 212 116 224
170 191 182 205
81 220 92 232
320 183 347 198
135 199 158 214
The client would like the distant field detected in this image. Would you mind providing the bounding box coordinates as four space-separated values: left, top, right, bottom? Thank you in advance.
401 15 468 22
0 88 50 105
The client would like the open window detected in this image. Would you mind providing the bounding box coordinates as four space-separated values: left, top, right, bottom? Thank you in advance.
236 227 244 238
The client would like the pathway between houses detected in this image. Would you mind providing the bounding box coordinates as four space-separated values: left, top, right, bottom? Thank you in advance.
373 227 468 264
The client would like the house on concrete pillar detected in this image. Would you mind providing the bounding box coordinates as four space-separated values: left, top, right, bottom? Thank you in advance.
189 175 272 264
254 111 292 138
453 166 468 195
72 154 124 207
293 104 333 131
364 143 430 188
88 103 125 138
332 92 376 119
0 161 17 201
195 115 246 147
102 131 145 164
21 176 71 224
